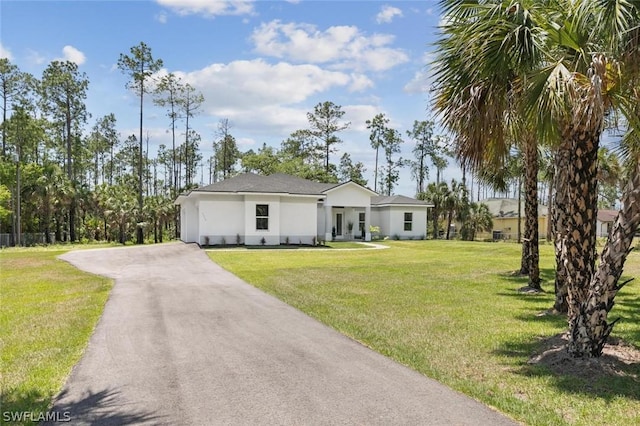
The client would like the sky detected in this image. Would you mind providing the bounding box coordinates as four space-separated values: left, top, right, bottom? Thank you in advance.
0 0 452 196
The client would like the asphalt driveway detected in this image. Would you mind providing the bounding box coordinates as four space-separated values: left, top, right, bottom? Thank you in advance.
49 242 518 425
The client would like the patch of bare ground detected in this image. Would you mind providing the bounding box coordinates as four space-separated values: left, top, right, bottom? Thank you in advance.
528 333 640 380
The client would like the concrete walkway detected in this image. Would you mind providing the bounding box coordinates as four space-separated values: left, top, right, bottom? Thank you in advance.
49 242 518 425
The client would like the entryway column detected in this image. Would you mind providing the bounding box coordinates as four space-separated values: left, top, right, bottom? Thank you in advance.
324 205 332 242
365 205 371 241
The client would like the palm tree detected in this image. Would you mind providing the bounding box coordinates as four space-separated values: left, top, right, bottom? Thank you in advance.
421 181 449 239
444 179 468 240
461 202 493 241
434 0 543 289
435 0 640 356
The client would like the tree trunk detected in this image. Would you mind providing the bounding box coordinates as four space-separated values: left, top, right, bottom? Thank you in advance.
564 126 599 355
446 210 453 240
553 140 571 313
567 161 640 357
522 136 540 289
432 207 440 240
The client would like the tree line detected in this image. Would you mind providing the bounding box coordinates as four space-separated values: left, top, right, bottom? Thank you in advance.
1 43 455 247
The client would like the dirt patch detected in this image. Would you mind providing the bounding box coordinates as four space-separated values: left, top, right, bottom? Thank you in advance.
528 333 640 380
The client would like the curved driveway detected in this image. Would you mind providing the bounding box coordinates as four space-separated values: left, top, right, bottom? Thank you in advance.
50 242 518 425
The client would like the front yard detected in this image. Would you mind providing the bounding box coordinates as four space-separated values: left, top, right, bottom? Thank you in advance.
209 240 640 426
0 247 112 424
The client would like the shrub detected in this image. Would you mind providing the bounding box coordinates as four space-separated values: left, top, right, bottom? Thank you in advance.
285 236 290 245
236 233 241 246
260 236 266 246
312 236 317 246
204 236 210 246
221 236 226 246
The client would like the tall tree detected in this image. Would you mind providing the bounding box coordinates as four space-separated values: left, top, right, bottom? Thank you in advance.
379 127 404 196
366 113 389 193
154 72 184 194
338 153 367 186
406 120 436 195
117 42 163 244
0 59 28 158
40 60 88 242
307 101 350 173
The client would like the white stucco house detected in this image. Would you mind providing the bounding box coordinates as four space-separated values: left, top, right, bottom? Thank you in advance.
174 173 432 246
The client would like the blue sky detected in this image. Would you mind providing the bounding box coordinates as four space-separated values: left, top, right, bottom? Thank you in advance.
1 0 451 195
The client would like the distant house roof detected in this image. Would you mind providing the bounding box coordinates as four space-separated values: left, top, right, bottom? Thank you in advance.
371 195 432 207
597 209 618 223
480 198 548 218
191 173 337 196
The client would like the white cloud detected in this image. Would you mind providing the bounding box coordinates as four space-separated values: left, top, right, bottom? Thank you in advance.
403 69 431 95
251 20 409 72
376 5 403 24
155 11 168 23
343 104 384 131
58 45 86 65
164 59 374 136
156 0 254 17
26 49 46 66
0 43 13 60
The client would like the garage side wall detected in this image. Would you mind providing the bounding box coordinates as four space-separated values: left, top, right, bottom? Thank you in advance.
198 196 244 245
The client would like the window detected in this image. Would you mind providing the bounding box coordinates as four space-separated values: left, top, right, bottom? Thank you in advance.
358 212 366 236
404 212 413 231
256 204 269 230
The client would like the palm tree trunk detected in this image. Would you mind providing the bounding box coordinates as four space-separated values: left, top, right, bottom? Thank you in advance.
564 126 599 356
567 162 640 357
522 136 540 289
446 210 453 240
553 140 571 313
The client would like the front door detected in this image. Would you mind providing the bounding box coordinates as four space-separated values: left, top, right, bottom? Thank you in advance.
336 213 343 236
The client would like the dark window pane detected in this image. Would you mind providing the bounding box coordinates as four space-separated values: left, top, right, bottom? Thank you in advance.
256 218 269 230
256 204 269 217
404 212 412 221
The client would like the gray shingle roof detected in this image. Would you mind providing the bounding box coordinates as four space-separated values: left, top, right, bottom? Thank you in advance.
371 195 431 206
192 173 338 195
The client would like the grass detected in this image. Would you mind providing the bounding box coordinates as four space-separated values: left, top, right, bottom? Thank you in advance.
0 247 112 424
209 240 640 426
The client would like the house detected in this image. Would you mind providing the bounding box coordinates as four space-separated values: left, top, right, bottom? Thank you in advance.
174 173 431 245
479 198 549 240
597 209 618 238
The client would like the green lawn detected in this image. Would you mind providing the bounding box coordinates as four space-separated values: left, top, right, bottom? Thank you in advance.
0 247 112 425
209 240 640 426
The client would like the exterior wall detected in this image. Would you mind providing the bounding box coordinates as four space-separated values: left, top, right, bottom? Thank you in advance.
597 220 612 238
280 198 318 244
180 198 199 243
324 183 372 207
372 206 427 239
198 196 244 245
486 216 548 240
244 195 281 245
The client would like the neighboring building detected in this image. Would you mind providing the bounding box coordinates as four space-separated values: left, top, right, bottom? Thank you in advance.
479 198 549 240
597 209 618 238
174 173 432 245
